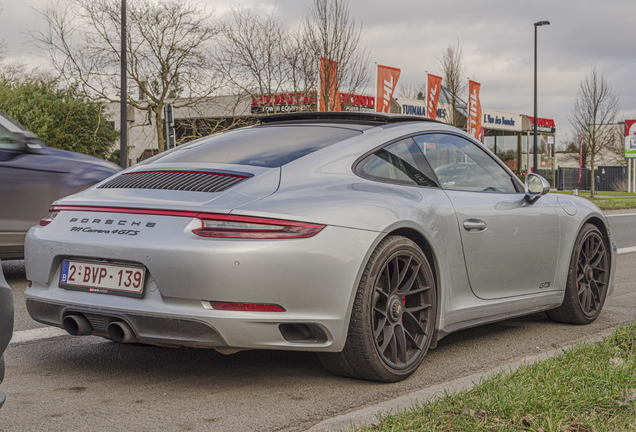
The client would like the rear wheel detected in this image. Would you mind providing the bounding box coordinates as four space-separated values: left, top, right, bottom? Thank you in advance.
547 223 610 324
318 236 436 382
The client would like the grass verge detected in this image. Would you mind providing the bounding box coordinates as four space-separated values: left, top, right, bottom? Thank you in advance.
351 320 636 432
549 191 636 210
551 191 636 198
591 199 636 211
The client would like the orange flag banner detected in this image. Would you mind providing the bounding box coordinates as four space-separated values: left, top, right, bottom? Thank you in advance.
426 73 443 119
319 57 341 111
468 80 482 139
376 65 401 113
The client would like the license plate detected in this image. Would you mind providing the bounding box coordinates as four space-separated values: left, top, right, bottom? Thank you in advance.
60 260 146 297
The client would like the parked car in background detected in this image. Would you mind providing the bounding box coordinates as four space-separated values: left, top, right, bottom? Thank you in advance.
24 112 616 382
0 259 14 408
0 112 121 259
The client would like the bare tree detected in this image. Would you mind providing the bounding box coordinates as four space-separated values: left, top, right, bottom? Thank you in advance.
0 59 59 85
560 132 589 169
214 6 304 115
282 26 318 112
303 0 371 111
568 66 620 196
437 41 467 127
398 83 425 100
30 0 221 152
0 3 5 62
606 121 629 166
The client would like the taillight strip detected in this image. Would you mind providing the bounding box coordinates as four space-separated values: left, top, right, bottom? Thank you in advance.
50 205 200 218
49 205 325 233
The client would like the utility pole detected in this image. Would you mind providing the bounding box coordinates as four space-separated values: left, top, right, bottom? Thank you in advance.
120 0 128 168
533 20 550 173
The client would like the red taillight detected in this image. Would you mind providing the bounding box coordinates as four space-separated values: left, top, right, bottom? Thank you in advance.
39 208 61 226
192 215 324 239
27 280 32 288
209 302 286 312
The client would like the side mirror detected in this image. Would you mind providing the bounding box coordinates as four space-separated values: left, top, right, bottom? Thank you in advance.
524 173 550 203
16 132 44 154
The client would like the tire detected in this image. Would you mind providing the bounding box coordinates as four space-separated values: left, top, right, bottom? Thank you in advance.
318 236 437 382
546 223 610 325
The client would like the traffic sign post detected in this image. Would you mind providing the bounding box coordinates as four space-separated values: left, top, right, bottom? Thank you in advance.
163 104 175 150
625 120 636 192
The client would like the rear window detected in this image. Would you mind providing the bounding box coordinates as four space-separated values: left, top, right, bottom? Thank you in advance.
155 125 362 168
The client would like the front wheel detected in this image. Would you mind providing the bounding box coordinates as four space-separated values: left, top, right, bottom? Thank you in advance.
546 223 610 325
318 236 437 382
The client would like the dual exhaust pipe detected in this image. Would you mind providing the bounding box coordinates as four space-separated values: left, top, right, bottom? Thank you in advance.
62 314 136 343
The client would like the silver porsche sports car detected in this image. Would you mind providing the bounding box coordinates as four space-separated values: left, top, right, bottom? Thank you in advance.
24 112 616 382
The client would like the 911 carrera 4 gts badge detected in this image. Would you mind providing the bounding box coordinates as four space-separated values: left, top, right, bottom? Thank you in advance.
68 217 157 235
70 226 140 235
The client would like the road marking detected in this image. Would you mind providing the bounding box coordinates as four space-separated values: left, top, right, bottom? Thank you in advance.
10 327 68 345
606 213 636 218
618 246 636 255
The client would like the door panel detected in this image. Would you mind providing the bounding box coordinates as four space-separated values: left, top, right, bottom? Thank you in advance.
0 151 64 257
413 132 561 300
446 190 560 299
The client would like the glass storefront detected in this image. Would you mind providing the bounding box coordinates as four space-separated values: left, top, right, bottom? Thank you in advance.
481 111 556 185
483 130 520 173
523 132 555 183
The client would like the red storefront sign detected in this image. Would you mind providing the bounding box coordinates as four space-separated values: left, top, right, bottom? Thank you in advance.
251 92 374 114
527 116 556 133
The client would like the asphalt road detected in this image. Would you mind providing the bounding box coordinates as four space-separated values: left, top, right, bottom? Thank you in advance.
1 211 635 432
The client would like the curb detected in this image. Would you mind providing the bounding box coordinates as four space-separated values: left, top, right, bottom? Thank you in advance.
305 330 613 432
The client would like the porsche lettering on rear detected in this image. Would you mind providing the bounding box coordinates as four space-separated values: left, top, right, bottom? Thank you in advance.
69 217 156 227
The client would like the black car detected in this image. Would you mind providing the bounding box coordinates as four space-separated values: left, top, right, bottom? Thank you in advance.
0 112 121 259
0 260 13 408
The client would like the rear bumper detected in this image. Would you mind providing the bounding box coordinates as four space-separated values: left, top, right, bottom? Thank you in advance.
26 299 229 348
0 356 5 409
24 213 380 352
0 259 14 409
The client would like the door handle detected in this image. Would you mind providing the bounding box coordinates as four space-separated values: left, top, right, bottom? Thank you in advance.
463 219 487 231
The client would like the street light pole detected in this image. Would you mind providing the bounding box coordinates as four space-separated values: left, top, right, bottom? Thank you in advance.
533 20 550 174
120 0 127 169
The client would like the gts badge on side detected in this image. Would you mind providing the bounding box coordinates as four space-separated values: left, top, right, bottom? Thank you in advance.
539 282 551 289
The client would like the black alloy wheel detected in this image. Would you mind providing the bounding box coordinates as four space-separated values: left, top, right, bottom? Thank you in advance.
318 236 436 382
372 250 433 370
547 223 610 325
574 227 609 317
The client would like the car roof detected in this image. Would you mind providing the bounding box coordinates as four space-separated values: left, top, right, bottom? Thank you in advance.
0 111 27 134
256 111 443 126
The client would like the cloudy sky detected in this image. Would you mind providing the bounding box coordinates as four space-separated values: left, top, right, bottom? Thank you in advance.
1 0 634 146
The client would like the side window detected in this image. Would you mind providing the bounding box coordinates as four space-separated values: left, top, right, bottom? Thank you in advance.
0 123 20 151
356 137 438 187
413 134 518 193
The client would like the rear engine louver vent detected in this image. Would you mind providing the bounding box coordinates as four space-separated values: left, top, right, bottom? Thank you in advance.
99 171 249 193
